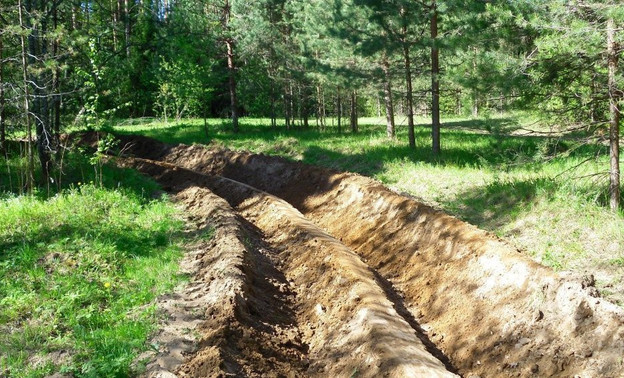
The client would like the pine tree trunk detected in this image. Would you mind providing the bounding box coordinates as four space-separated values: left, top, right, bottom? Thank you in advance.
124 0 131 57
607 17 620 211
302 86 310 128
52 2 61 156
591 73 598 123
270 82 277 129
111 0 118 50
401 7 415 148
320 86 326 130
32 0 51 184
431 0 440 156
472 94 478 117
472 47 478 118
0 34 5 155
71 5 77 30
404 45 415 148
382 56 395 139
289 82 295 128
284 83 291 129
337 88 342 134
350 90 358 133
226 39 239 132
316 85 324 129
18 0 34 192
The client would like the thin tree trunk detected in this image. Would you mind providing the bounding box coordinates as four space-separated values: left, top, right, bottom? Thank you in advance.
18 0 34 192
0 34 5 155
34 0 51 184
382 56 395 139
431 0 440 156
401 7 415 148
270 81 277 129
71 5 77 30
472 93 478 117
111 0 118 50
591 73 598 123
226 39 239 132
284 83 291 129
53 2 61 156
221 0 238 132
337 88 342 134
317 85 325 130
85 0 90 27
302 85 309 128
289 82 294 127
350 90 358 133
124 0 130 57
472 47 478 117
607 17 620 211
320 86 326 130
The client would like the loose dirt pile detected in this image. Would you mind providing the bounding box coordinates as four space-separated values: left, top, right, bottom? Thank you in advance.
140 186 307 377
82 133 624 377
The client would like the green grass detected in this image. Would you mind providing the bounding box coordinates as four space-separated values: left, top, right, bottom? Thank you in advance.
113 114 624 304
0 153 187 377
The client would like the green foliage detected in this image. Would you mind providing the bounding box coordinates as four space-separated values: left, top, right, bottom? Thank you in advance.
0 162 186 377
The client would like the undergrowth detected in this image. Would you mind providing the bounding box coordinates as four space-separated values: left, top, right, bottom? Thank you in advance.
113 114 624 305
0 152 186 377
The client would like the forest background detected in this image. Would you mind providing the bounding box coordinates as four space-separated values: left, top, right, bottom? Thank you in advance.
1 1 624 376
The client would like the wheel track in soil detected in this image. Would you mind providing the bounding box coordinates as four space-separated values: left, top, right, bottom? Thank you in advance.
75 132 624 377
123 156 457 377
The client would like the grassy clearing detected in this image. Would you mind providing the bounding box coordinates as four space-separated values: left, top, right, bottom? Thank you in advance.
113 114 624 305
0 153 186 377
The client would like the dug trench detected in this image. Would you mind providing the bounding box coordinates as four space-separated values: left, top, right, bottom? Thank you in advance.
124 157 458 377
81 133 624 377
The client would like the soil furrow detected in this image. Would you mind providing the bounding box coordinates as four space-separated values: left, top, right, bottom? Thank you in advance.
146 141 624 378
142 186 307 377
119 155 458 377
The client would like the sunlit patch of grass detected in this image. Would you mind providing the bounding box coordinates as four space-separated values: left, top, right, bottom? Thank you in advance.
0 168 186 376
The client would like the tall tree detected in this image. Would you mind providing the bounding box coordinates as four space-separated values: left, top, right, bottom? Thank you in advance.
607 16 620 210
0 31 5 155
222 0 239 132
431 0 440 155
17 0 34 190
524 0 623 210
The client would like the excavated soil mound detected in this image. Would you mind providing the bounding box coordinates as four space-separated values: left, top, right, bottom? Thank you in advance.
78 133 624 377
155 141 624 377
121 157 457 377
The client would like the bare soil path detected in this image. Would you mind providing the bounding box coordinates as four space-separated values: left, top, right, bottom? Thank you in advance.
79 133 624 377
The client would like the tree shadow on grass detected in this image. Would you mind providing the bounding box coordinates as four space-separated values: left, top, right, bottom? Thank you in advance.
443 177 557 232
297 141 562 236
429 116 522 134
118 118 603 172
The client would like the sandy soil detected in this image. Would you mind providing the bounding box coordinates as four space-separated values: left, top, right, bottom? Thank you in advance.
78 133 624 377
